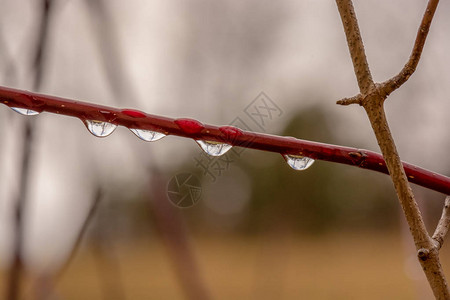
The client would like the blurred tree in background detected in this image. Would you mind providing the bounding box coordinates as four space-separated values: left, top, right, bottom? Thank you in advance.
240 105 398 234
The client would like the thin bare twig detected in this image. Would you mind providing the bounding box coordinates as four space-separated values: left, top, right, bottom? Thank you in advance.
0 27 18 84
91 197 126 300
83 0 138 104
432 196 450 250
381 0 440 97
335 0 374 94
58 187 102 277
336 93 363 106
6 120 33 300
6 1 54 299
149 172 212 300
335 0 449 298
336 0 440 105
83 2 212 296
32 188 101 300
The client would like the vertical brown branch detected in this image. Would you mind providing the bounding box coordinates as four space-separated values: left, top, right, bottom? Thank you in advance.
33 189 101 300
335 0 449 298
83 1 213 297
0 27 18 84
6 1 54 299
83 0 137 104
56 188 102 277
91 199 127 300
6 122 33 300
335 0 374 94
363 101 430 246
149 172 212 300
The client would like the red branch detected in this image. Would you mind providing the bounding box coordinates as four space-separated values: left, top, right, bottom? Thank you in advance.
1 85 449 195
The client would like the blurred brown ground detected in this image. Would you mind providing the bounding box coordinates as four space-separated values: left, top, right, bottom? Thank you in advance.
3 231 450 299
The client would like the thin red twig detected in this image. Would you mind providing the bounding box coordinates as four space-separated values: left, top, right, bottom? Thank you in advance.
1 85 449 195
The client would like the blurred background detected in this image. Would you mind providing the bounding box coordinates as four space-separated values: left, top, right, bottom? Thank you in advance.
0 0 450 299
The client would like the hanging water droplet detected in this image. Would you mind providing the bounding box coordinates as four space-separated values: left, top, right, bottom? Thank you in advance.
10 107 40 116
84 120 117 137
284 154 315 170
196 140 232 156
130 128 166 142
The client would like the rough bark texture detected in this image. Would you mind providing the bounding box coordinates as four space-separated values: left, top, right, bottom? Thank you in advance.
433 196 450 250
336 0 374 94
335 0 449 298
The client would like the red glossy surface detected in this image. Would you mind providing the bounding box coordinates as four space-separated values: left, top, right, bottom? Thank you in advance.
122 109 146 118
219 126 243 142
0 85 449 195
175 118 204 134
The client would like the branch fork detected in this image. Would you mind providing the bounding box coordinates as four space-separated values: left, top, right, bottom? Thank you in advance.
337 0 440 107
335 0 448 298
337 83 390 106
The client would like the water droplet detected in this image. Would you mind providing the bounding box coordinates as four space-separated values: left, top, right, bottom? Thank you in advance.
122 109 146 118
283 154 315 170
196 140 232 156
84 120 117 137
10 107 40 116
219 126 243 142
175 118 204 134
129 128 166 142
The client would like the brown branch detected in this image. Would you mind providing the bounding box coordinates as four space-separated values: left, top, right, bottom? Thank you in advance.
6 1 54 299
336 93 363 106
57 187 102 277
0 27 18 84
432 196 450 250
91 205 126 300
335 0 449 298
335 0 374 94
149 172 212 300
82 4 212 296
83 0 138 104
381 0 440 97
32 188 101 300
6 121 33 300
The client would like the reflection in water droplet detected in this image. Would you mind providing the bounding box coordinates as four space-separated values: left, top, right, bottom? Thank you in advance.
130 128 166 142
284 154 315 170
84 120 117 137
196 140 232 156
10 107 40 116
